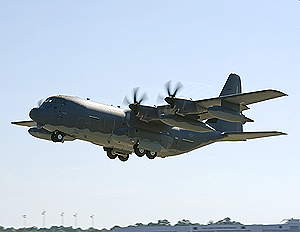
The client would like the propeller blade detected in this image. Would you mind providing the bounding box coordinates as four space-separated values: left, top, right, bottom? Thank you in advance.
138 92 148 104
165 80 172 96
123 87 148 114
156 93 165 104
164 80 183 97
123 95 131 106
173 81 183 97
133 87 139 104
37 99 43 107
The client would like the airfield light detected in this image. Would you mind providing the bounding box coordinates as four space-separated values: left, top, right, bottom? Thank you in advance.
22 215 26 228
90 215 94 228
73 213 78 228
42 210 46 227
61 212 64 226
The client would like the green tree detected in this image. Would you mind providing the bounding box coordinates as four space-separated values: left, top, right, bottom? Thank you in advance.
210 217 242 225
158 219 171 226
175 219 192 226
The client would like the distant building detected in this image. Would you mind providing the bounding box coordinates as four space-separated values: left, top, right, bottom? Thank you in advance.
114 219 300 232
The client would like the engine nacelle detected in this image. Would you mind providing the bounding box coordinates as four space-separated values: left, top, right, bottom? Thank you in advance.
207 106 254 124
134 105 160 122
159 114 215 132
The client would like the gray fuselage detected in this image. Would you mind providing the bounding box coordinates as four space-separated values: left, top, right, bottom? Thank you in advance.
29 95 225 158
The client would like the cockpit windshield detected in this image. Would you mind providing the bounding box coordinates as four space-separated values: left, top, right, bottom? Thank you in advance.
43 97 66 105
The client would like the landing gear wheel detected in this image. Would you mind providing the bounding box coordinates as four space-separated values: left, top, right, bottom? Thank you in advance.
106 149 117 159
134 146 146 157
146 151 157 159
51 131 64 143
118 154 129 162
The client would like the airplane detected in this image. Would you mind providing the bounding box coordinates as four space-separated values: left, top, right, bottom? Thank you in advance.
11 73 287 162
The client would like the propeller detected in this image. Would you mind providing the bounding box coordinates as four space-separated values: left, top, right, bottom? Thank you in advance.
123 87 148 114
164 80 183 108
37 99 44 107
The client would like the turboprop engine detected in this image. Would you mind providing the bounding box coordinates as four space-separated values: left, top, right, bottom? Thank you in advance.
207 106 254 124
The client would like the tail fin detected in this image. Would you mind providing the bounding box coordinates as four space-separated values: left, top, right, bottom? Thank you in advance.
207 73 243 132
219 73 241 96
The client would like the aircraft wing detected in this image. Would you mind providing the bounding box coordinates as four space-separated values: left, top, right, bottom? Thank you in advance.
219 131 287 141
196 89 287 109
11 120 37 127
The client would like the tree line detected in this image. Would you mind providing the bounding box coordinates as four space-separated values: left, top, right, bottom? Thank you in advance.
0 217 242 232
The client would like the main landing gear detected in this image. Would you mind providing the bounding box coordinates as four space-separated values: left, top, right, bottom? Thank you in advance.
104 148 130 162
104 146 157 162
133 143 157 160
51 130 64 143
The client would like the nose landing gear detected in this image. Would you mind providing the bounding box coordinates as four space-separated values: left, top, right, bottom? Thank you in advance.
51 131 64 143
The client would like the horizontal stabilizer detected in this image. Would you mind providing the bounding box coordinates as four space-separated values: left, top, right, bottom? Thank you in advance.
221 89 287 106
197 89 287 110
11 120 36 127
219 131 287 141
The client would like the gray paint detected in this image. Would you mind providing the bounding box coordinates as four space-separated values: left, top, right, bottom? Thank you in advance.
12 73 287 162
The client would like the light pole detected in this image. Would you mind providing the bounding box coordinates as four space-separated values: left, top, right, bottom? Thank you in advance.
90 215 94 228
23 215 26 228
73 213 78 228
61 212 64 226
42 211 46 228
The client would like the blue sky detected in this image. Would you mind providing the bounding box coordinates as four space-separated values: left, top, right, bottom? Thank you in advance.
1 0 299 229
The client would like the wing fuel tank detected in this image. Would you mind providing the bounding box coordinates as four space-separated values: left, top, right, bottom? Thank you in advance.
159 114 215 132
28 127 52 141
28 127 75 141
207 106 253 124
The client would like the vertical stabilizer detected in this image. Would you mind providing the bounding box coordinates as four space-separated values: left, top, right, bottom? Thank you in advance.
219 73 241 96
207 73 243 132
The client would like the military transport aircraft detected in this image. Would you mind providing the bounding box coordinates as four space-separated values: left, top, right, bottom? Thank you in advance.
12 73 287 162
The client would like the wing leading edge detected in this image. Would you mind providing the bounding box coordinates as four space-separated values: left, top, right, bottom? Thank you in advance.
11 120 36 127
196 89 287 110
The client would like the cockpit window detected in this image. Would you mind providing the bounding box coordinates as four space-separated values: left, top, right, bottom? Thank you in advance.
43 97 66 105
43 98 53 103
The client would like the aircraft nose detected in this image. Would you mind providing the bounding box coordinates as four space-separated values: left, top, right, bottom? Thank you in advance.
29 107 40 122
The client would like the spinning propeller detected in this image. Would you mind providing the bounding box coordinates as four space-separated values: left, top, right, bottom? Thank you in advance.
164 80 183 108
123 87 148 114
37 99 43 107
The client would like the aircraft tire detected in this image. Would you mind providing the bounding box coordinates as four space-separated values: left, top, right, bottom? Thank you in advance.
51 131 64 143
146 151 157 159
106 149 117 159
118 154 129 162
134 147 146 157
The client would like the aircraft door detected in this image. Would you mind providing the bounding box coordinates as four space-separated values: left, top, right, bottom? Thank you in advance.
75 117 86 132
170 129 181 153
